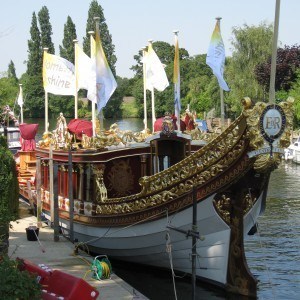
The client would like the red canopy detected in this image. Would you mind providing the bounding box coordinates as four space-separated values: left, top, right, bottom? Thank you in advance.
68 119 93 140
19 123 39 140
19 123 39 151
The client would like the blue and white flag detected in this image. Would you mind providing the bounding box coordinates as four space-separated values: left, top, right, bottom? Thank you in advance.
206 19 230 91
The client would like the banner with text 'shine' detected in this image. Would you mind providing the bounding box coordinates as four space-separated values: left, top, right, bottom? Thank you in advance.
43 52 76 96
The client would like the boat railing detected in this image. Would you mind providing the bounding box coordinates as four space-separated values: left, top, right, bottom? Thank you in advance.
95 114 248 211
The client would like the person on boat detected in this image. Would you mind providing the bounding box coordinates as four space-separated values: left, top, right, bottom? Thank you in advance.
184 109 195 131
153 113 186 132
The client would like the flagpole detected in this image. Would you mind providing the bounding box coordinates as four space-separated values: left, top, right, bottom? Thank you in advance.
142 47 148 132
19 84 23 124
269 0 281 104
43 48 49 132
94 17 104 132
173 30 180 131
73 40 78 119
73 39 79 119
88 30 96 136
216 17 225 130
148 40 156 132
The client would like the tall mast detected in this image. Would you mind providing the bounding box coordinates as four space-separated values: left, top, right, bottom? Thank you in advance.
88 30 96 136
73 39 78 119
141 46 148 132
269 0 281 104
216 17 225 130
43 47 49 132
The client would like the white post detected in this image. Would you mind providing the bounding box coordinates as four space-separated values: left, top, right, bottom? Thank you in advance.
220 87 225 130
151 88 156 133
73 39 79 119
19 84 23 124
148 40 156 132
88 30 96 136
142 47 148 132
49 144 54 222
36 157 42 228
94 17 104 131
43 48 49 132
269 0 281 104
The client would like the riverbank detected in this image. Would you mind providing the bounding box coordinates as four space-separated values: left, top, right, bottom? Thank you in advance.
8 201 147 300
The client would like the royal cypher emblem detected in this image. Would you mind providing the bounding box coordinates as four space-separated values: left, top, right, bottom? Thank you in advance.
259 104 286 144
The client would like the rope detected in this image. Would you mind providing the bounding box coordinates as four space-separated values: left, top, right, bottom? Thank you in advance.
165 231 178 300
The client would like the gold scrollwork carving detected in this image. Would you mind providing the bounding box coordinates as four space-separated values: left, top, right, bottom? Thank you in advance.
243 98 294 173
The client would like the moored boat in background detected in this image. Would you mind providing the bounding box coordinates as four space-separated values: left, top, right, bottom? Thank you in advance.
0 105 21 154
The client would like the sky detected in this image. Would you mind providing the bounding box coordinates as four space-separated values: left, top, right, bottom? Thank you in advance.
0 0 299 79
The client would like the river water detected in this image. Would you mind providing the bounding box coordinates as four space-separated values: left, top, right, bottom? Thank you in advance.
27 117 300 299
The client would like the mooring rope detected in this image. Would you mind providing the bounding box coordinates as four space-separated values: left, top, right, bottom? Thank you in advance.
165 231 178 300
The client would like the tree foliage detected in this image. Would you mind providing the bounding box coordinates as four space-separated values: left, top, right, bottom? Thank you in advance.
20 73 44 118
59 16 77 64
83 0 117 75
27 12 42 76
226 22 273 113
0 77 18 108
7 60 18 83
38 6 55 54
255 45 300 92
103 76 130 118
0 139 19 255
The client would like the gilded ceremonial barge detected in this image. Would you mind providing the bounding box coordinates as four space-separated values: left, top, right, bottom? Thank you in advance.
17 97 293 297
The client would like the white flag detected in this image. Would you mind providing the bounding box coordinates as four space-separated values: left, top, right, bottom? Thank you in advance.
17 85 23 107
43 52 76 96
75 43 95 92
87 28 117 111
206 19 230 91
144 44 169 92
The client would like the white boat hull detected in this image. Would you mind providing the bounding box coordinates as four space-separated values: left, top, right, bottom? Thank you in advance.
44 191 263 287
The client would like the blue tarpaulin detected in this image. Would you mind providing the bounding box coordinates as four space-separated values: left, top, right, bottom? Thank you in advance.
195 119 208 132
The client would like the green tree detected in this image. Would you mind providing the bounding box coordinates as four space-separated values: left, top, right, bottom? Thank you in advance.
7 60 18 83
83 0 117 75
131 41 192 118
20 73 44 118
103 76 130 119
131 41 189 77
57 16 78 119
255 45 300 92
27 12 42 76
59 16 77 64
0 139 19 255
226 22 273 113
0 77 18 108
283 70 300 127
38 6 55 54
